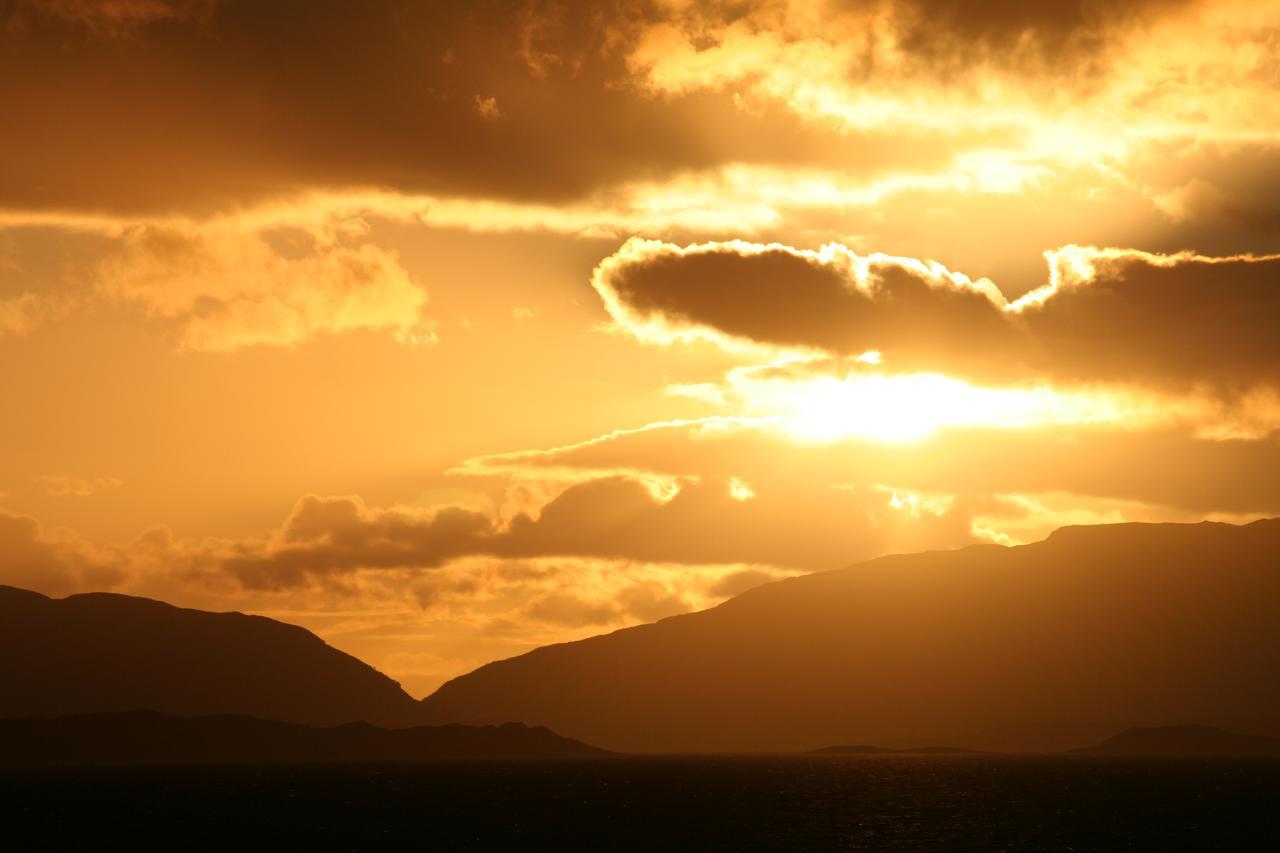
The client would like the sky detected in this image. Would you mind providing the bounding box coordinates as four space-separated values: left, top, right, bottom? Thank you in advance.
2 0 1279 697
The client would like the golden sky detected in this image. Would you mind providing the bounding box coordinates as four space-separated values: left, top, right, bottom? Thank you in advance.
3 0 1280 696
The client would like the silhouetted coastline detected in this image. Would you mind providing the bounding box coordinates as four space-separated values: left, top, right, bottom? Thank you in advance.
0 710 607 765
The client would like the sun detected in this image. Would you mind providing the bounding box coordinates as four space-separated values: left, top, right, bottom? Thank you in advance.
783 375 943 442
740 372 1136 444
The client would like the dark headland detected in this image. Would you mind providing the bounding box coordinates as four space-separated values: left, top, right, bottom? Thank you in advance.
1073 725 1280 757
0 584 428 728
0 584 611 760
0 710 608 765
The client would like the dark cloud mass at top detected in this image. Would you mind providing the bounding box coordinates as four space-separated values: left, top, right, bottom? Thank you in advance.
0 0 1202 215
0 0 918 213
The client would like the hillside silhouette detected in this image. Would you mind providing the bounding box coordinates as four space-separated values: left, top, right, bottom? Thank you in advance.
0 710 607 765
0 586 426 727
420 519 1280 752
1074 725 1280 757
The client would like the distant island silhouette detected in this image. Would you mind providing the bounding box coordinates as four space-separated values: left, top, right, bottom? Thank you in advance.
810 745 986 755
1073 725 1280 757
0 711 608 765
420 519 1280 753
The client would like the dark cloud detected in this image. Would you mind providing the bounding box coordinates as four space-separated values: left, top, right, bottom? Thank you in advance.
0 0 979 215
595 239 1280 389
596 239 1024 372
224 496 495 590
642 0 1197 99
875 0 1194 70
1128 140 1280 258
505 474 971 569
221 476 976 590
1021 251 1280 388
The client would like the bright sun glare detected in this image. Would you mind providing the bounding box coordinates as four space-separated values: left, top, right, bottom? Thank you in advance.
754 373 1130 443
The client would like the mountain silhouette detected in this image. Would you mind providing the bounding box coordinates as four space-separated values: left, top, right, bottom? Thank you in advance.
420 519 1280 753
0 710 608 765
0 586 426 727
1073 725 1280 757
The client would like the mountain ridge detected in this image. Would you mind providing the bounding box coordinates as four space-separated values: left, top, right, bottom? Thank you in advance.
420 518 1280 753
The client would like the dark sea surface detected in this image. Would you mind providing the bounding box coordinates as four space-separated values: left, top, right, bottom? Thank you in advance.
4 755 1279 851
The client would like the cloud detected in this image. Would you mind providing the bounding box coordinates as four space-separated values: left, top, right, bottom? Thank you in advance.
222 496 492 590
593 237 1019 364
707 568 778 598
593 238 1280 389
507 475 976 568
524 591 627 627
92 219 431 350
1141 142 1280 249
0 293 42 336
625 0 1257 143
216 474 978 591
1 0 1274 299
1 0 924 217
0 148 1077 348
38 474 124 498
0 512 77 593
521 581 694 627
1016 246 1280 387
7 464 1250 669
0 510 123 596
1 0 1230 222
28 0 216 35
610 0 1280 269
878 0 1191 64
457 417 1280 516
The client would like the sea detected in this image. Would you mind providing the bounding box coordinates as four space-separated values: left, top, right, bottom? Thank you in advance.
4 755 1279 850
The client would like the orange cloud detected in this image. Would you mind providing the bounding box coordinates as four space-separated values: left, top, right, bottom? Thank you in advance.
456 418 1280 516
625 0 1271 151
0 510 123 596
0 293 42 336
216 474 979 591
29 0 215 35
90 220 432 351
38 475 124 498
